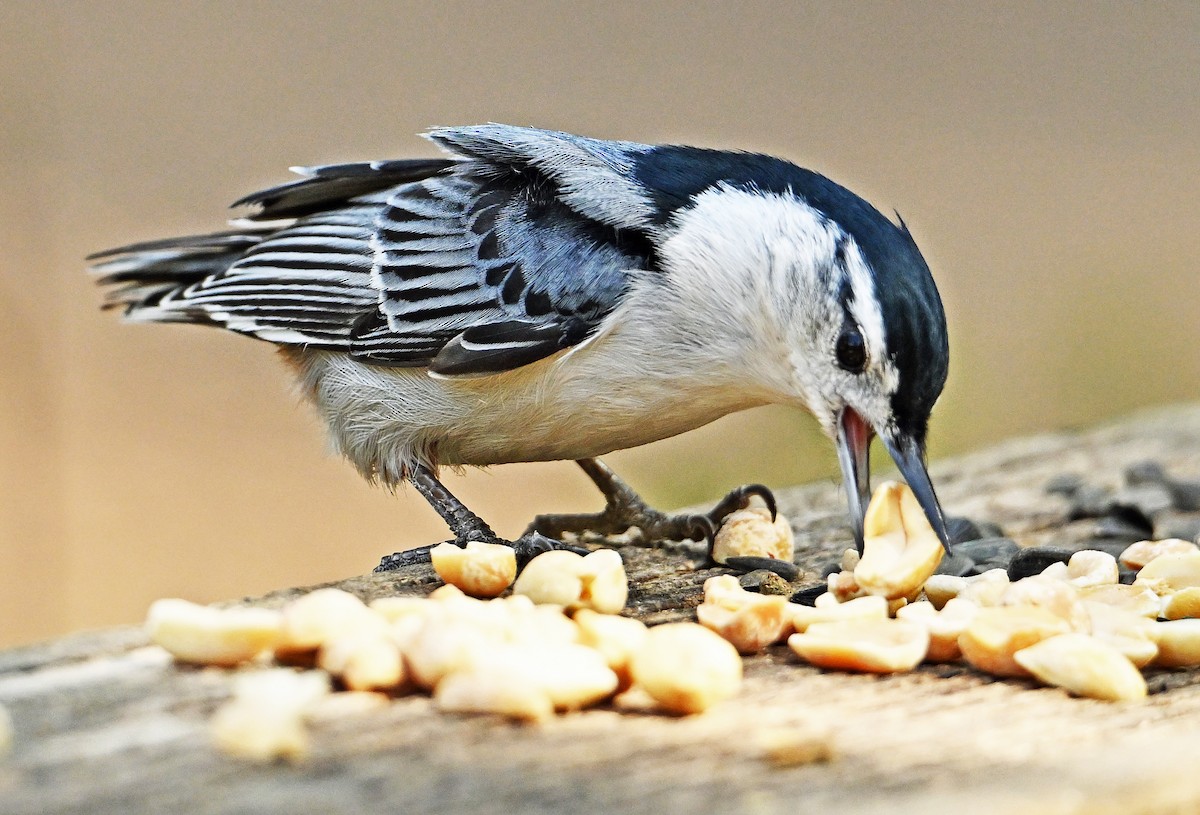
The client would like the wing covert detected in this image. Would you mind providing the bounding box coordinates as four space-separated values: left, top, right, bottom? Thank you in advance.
351 128 660 374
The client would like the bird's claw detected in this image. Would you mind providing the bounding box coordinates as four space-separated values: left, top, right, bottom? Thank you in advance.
706 483 777 524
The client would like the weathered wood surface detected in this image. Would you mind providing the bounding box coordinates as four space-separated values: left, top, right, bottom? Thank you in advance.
4 405 1200 815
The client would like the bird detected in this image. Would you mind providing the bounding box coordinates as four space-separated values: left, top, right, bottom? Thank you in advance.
91 124 951 569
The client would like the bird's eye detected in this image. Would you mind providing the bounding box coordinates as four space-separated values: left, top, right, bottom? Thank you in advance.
835 327 867 373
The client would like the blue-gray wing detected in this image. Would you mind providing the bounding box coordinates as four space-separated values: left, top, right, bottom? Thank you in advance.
351 125 660 374
94 125 661 375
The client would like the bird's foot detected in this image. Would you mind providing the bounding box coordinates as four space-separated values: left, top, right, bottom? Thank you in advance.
525 459 777 561
374 530 588 573
375 463 588 573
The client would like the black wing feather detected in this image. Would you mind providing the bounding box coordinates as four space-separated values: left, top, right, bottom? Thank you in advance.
233 159 456 221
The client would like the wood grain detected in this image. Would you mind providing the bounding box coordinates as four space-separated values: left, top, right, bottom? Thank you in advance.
3 405 1200 815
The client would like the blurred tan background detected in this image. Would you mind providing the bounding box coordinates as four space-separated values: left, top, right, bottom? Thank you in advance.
1 2 1197 647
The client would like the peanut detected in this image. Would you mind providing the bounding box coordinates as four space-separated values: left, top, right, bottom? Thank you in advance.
1082 601 1159 668
788 619 929 673
1013 634 1147 702
146 598 283 667
630 623 742 715
318 634 406 692
896 598 979 662
1119 539 1199 571
1152 619 1200 667
209 669 330 762
512 549 628 614
854 482 945 601
958 606 1073 677
1077 584 1161 618
1001 575 1090 632
573 609 648 690
1133 552 1200 596
711 506 795 565
430 541 518 598
278 588 388 657
696 575 789 653
788 595 889 633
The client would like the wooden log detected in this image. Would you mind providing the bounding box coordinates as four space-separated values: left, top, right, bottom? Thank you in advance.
2 404 1200 815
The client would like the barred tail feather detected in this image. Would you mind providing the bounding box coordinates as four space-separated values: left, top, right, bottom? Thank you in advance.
90 229 274 322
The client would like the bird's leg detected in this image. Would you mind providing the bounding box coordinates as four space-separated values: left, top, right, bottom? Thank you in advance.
525 458 777 561
374 464 586 572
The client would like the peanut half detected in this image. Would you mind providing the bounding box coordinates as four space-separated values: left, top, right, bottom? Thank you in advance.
146 599 283 667
896 598 980 662
1082 602 1158 668
788 595 889 634
1119 539 1199 571
958 606 1073 677
788 619 929 673
512 549 628 614
1152 619 1200 668
854 482 945 600
711 506 795 565
277 588 388 658
630 623 742 715
1014 634 1147 702
209 669 331 762
696 575 789 654
430 541 518 598
1133 552 1200 597
1000 575 1091 632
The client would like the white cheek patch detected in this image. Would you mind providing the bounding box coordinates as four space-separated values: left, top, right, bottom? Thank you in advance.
841 241 899 396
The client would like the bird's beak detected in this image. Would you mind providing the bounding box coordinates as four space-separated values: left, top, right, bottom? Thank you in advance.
836 407 951 554
835 407 873 552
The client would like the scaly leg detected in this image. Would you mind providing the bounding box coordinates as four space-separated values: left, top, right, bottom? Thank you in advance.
374 464 587 572
525 458 776 560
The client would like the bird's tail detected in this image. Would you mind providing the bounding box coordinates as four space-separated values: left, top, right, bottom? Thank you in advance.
89 229 274 325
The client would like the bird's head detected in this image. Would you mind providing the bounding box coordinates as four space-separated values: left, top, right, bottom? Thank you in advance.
637 148 949 552
779 196 950 554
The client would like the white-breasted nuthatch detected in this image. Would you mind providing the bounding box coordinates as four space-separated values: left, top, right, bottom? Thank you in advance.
92 125 950 566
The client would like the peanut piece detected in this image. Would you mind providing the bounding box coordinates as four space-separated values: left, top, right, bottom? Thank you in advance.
788 595 889 633
924 569 1010 610
436 642 618 718
278 588 388 656
435 665 555 723
573 609 648 690
146 599 283 666
318 634 406 692
1161 587 1200 620
430 541 518 598
1001 575 1091 632
1152 619 1200 667
209 669 330 762
827 570 866 603
959 606 1073 677
711 506 795 565
697 575 790 653
1077 584 1161 618
1119 539 1199 571
1133 552 1200 596
1083 601 1159 667
1014 634 1147 702
512 549 628 614
788 619 929 673
630 623 742 715
1062 550 1119 588
896 598 979 662
854 482 945 600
